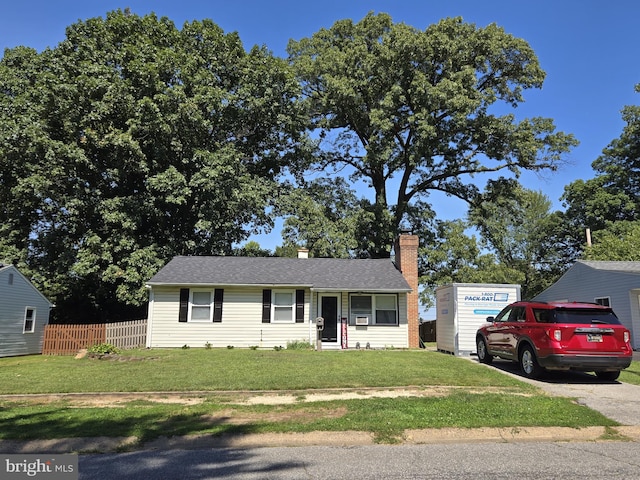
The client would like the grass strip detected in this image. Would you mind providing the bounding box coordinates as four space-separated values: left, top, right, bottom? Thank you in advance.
0 392 616 444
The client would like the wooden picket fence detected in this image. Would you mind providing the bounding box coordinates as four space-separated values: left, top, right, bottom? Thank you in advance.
42 319 147 355
106 319 148 350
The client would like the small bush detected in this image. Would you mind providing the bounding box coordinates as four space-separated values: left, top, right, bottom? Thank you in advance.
273 345 284 351
87 343 121 355
286 339 313 350
181 344 190 349
249 345 259 350
204 342 212 349
227 345 234 349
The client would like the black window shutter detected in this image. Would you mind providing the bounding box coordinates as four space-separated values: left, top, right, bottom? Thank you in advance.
262 289 271 323
178 288 189 322
213 288 223 322
295 289 305 323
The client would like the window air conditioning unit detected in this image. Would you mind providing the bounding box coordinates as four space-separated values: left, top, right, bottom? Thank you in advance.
355 316 369 326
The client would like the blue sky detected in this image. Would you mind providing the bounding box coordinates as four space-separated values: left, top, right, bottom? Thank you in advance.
2 0 639 251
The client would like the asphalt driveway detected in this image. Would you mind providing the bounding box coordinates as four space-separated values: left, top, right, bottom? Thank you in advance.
475 355 640 425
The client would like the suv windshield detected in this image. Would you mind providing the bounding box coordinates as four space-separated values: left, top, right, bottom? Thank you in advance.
549 308 621 325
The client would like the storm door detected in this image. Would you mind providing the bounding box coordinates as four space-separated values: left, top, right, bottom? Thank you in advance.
320 294 339 343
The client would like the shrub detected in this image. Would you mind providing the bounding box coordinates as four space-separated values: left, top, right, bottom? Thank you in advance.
87 343 121 355
286 339 314 350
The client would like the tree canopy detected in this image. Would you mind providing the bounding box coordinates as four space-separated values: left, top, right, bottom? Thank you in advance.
0 10 307 321
561 84 640 259
583 221 640 261
287 12 577 257
418 182 565 306
0 10 595 322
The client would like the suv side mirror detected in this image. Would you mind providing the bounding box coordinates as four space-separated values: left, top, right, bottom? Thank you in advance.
486 316 495 322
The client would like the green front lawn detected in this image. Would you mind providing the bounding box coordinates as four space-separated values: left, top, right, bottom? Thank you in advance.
0 349 630 444
0 348 529 394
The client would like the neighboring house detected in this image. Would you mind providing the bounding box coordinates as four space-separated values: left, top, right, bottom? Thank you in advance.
0 263 53 357
533 260 640 349
146 234 420 349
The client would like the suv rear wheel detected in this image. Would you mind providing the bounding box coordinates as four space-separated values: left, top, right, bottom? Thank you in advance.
476 337 492 364
595 371 620 381
519 345 543 379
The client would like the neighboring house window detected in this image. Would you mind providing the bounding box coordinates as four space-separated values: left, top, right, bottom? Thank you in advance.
178 288 223 322
349 294 398 325
8 273 14 285
23 307 36 333
262 289 305 323
595 297 611 307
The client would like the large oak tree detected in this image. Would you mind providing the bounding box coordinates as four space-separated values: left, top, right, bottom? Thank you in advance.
287 13 577 258
0 10 307 321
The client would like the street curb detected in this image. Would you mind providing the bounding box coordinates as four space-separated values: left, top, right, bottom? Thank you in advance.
2 426 640 454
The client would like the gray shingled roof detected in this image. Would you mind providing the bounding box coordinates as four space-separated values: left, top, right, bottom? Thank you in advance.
147 256 412 292
579 260 640 274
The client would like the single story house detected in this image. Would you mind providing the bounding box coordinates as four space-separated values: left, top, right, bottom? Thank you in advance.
533 260 640 349
146 234 420 349
0 263 53 357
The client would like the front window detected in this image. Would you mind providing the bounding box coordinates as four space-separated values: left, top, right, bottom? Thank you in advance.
272 290 295 323
375 295 397 324
350 294 398 325
23 307 35 333
190 291 212 322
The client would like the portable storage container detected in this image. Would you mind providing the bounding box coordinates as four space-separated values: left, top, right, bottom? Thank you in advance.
436 283 521 356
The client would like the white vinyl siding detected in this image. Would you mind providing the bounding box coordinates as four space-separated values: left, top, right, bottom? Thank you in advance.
147 287 310 348
148 287 411 349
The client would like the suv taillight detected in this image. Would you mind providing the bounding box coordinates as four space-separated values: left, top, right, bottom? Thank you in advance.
549 329 561 342
624 331 630 343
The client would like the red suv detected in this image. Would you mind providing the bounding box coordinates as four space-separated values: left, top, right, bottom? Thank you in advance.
476 301 632 380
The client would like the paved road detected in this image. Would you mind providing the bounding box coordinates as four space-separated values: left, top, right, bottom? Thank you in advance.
78 442 640 479
476 357 640 425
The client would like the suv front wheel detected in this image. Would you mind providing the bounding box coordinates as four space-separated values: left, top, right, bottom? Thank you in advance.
476 337 493 364
519 345 543 379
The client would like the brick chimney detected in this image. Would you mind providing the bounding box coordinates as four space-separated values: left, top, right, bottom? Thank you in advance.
394 233 419 348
